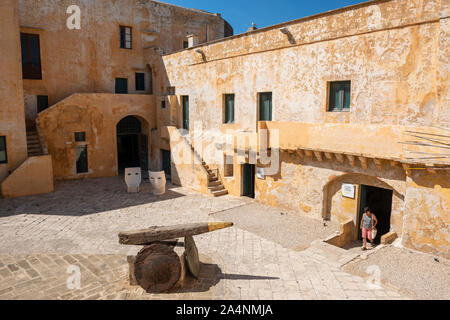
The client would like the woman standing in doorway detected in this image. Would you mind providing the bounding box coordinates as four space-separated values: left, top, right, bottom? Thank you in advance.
360 206 378 250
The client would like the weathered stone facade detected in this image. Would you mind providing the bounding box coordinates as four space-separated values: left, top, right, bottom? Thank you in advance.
0 0 448 258
159 0 449 258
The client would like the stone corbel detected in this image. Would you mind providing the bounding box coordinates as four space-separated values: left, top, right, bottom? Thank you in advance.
346 155 356 167
334 153 345 163
358 157 368 169
314 151 323 162
373 159 383 171
304 150 313 157
324 152 333 161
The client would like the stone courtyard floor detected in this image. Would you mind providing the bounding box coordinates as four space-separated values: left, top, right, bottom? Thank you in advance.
0 177 408 300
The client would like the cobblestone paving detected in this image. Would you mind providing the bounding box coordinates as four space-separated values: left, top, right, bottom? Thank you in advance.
0 177 406 300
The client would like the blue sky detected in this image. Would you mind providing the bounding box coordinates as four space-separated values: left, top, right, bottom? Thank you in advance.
165 0 369 34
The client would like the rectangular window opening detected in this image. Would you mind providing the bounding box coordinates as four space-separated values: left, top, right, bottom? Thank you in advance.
135 73 145 91
115 78 128 94
76 145 88 174
0 136 7 164
182 96 189 130
224 94 235 124
258 92 272 121
328 81 351 112
21 33 42 79
120 26 132 49
37 95 49 113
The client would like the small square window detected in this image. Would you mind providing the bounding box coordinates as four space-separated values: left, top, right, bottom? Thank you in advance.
167 87 175 95
74 132 86 142
328 81 351 111
0 136 7 164
135 73 145 91
120 26 132 49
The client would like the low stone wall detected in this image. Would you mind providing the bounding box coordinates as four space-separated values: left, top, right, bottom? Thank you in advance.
1 155 53 198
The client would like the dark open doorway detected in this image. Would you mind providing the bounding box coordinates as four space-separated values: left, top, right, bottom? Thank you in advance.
242 164 255 198
117 116 148 174
161 149 171 180
358 185 393 244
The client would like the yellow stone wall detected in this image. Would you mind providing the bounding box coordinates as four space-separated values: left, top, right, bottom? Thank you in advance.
160 0 449 257
37 94 155 180
403 170 449 259
17 0 229 126
0 0 28 184
1 155 54 198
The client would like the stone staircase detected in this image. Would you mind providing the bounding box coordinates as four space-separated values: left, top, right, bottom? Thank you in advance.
202 161 228 197
183 133 228 197
26 130 43 157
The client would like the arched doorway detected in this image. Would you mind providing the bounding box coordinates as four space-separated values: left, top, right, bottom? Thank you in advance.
116 116 148 174
322 173 404 245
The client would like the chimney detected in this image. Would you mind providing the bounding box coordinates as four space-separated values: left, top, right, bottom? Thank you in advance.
187 34 199 48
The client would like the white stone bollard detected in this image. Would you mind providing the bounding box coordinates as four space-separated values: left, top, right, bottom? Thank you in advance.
149 171 166 195
125 167 141 193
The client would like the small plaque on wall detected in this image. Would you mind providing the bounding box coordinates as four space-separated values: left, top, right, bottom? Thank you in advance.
342 183 355 199
256 167 265 179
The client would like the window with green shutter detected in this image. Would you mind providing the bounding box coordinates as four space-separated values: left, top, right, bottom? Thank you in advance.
328 81 351 111
224 94 235 124
259 92 272 121
115 78 128 94
182 96 189 130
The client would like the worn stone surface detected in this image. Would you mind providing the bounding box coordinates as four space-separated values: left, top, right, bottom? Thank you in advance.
343 245 450 300
0 177 406 300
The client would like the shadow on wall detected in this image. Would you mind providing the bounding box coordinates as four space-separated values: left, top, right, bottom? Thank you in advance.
0 176 184 218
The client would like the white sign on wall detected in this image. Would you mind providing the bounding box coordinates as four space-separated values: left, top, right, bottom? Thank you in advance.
342 183 355 199
256 167 265 179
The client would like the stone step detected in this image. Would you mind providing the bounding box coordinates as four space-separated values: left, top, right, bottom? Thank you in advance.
27 141 40 147
28 151 43 156
208 180 221 187
208 176 219 182
208 184 225 192
211 189 228 197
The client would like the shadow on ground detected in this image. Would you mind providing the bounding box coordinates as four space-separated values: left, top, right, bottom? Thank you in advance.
167 262 279 294
0 176 185 218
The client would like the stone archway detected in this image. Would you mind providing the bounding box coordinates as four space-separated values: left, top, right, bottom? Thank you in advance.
321 172 405 241
116 115 149 174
